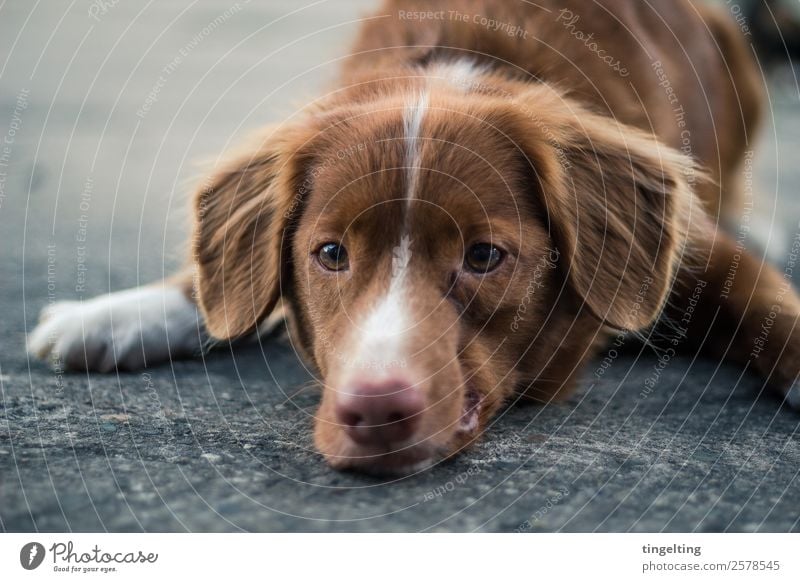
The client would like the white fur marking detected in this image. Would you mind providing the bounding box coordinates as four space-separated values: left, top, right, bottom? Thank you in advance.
390 234 413 288
358 287 409 364
429 59 487 92
341 91 431 375
350 235 414 374
403 91 429 207
28 285 201 372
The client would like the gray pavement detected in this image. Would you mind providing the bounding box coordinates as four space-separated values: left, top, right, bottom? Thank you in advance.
1 1 799 532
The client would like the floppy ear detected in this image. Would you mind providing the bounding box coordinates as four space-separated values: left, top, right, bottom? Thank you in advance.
192 125 310 340
509 90 697 331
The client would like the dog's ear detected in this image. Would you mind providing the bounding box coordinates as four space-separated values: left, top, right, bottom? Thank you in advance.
192 125 310 340
506 89 697 331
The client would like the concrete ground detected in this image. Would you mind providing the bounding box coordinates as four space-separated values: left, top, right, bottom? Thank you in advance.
1 1 799 532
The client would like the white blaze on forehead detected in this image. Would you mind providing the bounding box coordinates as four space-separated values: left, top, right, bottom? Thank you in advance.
344 65 491 378
341 92 430 376
403 90 428 206
428 59 488 92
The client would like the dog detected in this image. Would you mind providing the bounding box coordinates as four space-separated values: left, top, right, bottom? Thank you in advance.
29 0 800 474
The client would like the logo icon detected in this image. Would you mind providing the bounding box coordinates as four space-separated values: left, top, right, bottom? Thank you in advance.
20 542 45 570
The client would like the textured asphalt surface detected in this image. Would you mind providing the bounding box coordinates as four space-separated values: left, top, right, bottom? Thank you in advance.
2 1 800 532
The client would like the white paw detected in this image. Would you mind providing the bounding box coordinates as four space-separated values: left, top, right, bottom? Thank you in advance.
28 286 202 372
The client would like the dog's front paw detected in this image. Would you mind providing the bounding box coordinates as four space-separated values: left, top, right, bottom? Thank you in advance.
28 286 202 372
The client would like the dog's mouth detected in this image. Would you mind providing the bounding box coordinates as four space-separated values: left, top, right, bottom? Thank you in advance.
458 385 483 435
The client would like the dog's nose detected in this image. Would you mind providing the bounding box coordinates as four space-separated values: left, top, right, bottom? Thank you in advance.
335 380 424 446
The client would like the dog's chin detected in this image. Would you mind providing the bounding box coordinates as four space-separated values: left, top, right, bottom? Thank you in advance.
324 440 442 476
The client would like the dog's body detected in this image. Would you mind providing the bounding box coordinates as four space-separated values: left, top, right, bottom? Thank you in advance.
30 0 800 473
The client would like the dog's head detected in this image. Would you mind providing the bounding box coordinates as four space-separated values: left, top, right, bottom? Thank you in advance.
192 76 693 474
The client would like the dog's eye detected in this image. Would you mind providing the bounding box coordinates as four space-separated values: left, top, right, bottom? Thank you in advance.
317 243 349 271
465 243 504 273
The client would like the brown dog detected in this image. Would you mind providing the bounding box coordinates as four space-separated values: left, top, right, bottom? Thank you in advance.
29 0 800 473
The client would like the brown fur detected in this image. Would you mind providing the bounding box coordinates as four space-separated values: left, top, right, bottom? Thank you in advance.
189 0 800 472
43 0 800 474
